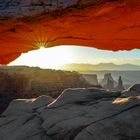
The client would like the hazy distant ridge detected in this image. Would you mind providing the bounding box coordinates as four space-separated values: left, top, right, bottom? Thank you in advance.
60 63 140 71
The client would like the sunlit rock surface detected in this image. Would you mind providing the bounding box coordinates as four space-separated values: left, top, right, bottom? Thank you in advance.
3 95 54 116
0 0 140 64
0 85 140 140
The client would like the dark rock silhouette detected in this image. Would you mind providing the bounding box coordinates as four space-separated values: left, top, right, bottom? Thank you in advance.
100 73 114 86
121 84 140 97
115 76 124 91
0 66 90 97
100 73 116 90
129 84 140 92
104 77 114 90
100 73 125 91
0 84 140 140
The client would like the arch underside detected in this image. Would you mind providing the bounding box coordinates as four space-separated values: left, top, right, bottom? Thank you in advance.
0 0 140 64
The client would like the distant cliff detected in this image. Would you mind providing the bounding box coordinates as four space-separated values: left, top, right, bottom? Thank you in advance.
60 63 140 71
0 66 91 113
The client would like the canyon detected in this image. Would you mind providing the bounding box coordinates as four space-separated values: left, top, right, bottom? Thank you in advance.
0 1 140 139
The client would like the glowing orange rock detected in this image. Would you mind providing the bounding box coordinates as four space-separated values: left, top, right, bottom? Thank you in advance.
0 0 140 64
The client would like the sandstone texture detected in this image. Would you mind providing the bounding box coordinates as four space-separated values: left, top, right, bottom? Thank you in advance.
0 84 140 140
0 0 140 64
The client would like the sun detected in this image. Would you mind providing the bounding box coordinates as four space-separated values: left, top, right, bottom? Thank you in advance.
40 46 45 50
9 46 74 69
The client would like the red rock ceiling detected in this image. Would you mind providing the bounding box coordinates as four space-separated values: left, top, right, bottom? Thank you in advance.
0 0 140 64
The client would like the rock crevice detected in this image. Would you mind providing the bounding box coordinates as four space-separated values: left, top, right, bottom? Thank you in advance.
0 85 140 140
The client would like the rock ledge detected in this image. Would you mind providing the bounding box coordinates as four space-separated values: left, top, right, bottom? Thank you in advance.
0 85 140 140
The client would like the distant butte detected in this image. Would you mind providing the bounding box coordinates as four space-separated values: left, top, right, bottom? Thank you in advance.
0 0 140 64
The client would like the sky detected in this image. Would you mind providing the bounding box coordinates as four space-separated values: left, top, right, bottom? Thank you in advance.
9 45 140 69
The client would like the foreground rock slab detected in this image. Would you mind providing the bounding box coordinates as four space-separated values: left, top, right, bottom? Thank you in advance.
0 85 140 140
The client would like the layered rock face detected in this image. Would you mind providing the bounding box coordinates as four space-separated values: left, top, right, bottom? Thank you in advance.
0 66 89 96
0 85 140 140
0 66 90 114
0 0 140 64
0 0 77 17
